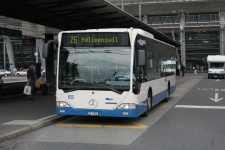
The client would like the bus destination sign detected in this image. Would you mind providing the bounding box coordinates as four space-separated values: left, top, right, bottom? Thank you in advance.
61 32 130 47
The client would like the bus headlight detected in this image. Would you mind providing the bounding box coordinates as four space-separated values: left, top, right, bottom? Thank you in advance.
56 101 71 107
117 103 136 109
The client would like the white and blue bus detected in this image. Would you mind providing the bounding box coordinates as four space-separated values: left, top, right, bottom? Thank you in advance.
52 28 176 118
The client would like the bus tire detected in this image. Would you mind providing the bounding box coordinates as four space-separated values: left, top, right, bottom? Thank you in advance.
141 89 152 117
163 85 170 102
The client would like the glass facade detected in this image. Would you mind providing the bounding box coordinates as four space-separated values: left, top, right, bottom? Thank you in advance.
137 13 220 72
165 31 220 72
0 35 39 71
140 13 219 27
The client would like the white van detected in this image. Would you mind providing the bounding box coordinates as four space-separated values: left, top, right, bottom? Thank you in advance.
207 55 225 79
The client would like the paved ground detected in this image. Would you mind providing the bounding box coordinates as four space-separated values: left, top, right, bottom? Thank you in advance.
0 92 58 141
1 73 219 150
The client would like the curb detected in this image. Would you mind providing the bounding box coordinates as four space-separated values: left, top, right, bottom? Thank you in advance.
0 115 70 142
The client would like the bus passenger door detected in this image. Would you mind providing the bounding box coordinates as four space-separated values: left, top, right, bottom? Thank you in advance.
134 50 146 101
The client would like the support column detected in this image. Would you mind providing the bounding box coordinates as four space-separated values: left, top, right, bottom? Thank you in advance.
180 12 186 66
171 31 179 61
3 37 6 69
143 15 148 24
45 34 55 92
139 5 141 21
122 0 124 10
4 36 16 72
36 39 45 70
219 11 225 55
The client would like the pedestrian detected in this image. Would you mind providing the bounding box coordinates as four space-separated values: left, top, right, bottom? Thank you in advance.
181 64 185 77
35 72 49 95
177 63 181 76
0 75 4 84
27 63 35 100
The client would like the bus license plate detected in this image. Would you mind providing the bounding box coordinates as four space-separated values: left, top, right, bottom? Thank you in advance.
88 112 98 116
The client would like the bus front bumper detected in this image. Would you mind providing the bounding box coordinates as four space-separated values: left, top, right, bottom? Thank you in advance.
56 103 147 118
208 73 225 78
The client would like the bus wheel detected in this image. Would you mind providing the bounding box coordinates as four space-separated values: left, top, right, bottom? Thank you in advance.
163 86 170 102
141 91 152 117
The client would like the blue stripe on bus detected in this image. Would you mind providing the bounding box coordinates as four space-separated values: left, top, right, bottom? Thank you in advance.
152 85 176 106
56 105 146 118
56 85 176 118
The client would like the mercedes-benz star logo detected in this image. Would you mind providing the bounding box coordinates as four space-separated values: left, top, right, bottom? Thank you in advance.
89 99 98 108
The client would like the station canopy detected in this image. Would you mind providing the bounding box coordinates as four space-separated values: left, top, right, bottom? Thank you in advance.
0 0 180 47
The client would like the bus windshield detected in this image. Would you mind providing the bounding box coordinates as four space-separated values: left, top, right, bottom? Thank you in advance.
58 47 132 93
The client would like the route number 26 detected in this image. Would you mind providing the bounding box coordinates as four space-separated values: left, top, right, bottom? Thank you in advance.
70 36 77 44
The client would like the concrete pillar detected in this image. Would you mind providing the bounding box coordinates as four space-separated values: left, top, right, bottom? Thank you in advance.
36 39 45 70
139 5 141 21
143 15 148 24
219 11 225 55
3 36 16 72
180 12 186 66
122 0 124 10
171 31 180 62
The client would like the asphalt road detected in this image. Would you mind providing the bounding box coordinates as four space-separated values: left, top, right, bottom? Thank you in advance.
1 74 225 150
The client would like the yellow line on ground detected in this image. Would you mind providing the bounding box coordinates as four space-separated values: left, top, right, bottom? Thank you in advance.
57 122 147 129
104 124 146 129
57 123 102 128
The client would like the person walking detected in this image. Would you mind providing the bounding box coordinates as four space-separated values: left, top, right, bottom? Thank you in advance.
177 63 181 76
181 64 185 77
27 63 35 100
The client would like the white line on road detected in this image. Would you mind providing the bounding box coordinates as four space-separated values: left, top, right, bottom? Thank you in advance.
175 105 225 110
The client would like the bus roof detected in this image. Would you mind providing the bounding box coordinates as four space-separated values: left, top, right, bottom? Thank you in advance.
207 55 225 63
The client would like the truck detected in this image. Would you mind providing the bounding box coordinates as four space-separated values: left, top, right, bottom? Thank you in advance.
207 55 225 79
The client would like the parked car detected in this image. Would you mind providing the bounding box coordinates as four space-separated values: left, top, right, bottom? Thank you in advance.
0 69 12 76
15 69 28 76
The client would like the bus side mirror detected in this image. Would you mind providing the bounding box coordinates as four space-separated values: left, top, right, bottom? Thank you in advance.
137 50 145 66
42 40 57 58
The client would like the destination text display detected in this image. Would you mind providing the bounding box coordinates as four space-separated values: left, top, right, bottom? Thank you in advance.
61 33 130 47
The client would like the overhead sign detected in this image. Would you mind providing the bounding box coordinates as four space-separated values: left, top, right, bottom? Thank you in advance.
61 32 130 47
0 27 22 37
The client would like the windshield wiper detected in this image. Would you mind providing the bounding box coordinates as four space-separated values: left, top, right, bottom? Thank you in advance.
94 84 122 94
62 89 78 93
61 83 122 94
77 82 122 94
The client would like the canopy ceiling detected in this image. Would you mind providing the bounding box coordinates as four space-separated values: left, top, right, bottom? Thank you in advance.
0 0 180 47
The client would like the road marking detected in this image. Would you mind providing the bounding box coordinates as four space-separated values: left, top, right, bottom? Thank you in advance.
210 93 223 102
56 121 147 129
37 114 57 121
175 105 225 110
